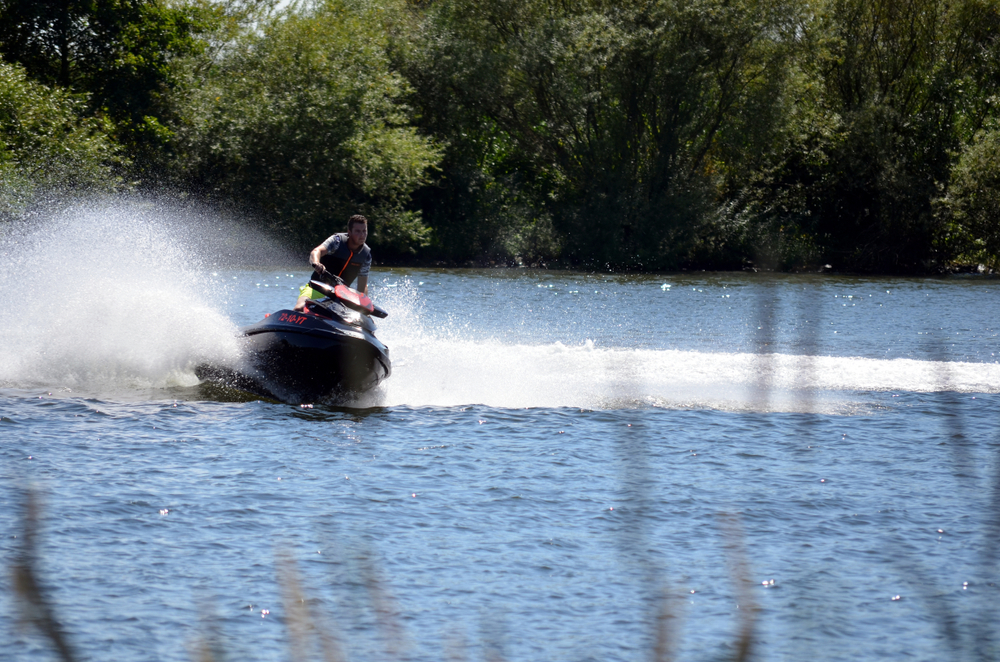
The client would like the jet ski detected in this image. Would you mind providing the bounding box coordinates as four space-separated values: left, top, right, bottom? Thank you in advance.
197 276 390 402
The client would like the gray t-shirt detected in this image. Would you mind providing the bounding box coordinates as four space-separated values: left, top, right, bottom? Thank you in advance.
321 233 371 277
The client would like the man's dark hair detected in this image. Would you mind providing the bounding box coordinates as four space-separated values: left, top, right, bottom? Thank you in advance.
348 215 368 231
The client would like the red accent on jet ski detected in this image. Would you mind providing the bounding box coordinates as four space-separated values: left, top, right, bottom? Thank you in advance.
334 284 374 313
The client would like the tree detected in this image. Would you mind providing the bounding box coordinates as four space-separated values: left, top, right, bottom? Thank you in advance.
0 58 118 218
406 0 795 269
0 0 215 171
730 0 1000 271
170 0 441 253
937 128 1000 268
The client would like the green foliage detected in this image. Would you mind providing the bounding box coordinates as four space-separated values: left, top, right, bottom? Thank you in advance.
406 0 796 269
729 0 1000 272
0 58 118 218
937 128 1000 268
171 0 441 254
3 0 1000 271
0 0 216 172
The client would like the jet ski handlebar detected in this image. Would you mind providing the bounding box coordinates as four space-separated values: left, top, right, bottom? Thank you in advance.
308 278 388 319
319 271 344 287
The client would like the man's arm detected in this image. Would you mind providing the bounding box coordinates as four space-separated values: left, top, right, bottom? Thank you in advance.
356 275 368 294
309 245 328 273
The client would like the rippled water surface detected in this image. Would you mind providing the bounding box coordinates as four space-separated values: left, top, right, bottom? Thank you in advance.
2 203 1000 662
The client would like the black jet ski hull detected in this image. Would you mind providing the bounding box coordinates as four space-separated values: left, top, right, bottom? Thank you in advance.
244 326 390 400
197 307 391 403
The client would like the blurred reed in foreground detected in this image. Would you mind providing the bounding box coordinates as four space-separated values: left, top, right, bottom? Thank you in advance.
9 485 756 662
10 489 76 662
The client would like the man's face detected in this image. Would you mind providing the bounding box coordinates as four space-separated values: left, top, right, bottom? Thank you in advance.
348 222 367 248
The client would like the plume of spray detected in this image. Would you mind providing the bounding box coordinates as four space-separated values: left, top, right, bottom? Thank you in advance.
0 196 287 396
357 277 1000 413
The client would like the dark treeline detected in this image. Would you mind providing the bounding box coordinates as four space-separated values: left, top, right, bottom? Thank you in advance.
2 0 1000 272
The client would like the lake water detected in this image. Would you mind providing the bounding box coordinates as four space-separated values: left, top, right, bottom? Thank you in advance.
2 203 1000 661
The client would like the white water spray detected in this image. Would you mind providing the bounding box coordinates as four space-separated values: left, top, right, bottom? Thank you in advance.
369 279 1000 413
369 338 1000 412
0 198 277 394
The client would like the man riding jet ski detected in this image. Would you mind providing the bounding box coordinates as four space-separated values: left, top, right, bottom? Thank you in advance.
196 215 390 402
295 214 372 311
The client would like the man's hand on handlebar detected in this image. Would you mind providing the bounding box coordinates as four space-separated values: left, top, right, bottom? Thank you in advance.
311 263 344 287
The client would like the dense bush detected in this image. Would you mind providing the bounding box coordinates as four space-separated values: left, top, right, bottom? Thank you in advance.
0 0 213 174
938 128 1000 269
169 0 441 254
726 0 1000 272
406 0 795 269
0 59 118 218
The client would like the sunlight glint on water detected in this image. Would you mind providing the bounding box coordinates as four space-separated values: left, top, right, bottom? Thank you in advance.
2 200 1000 409
3 200 1000 662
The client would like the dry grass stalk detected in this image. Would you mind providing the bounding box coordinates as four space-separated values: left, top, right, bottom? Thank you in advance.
277 551 346 662
443 629 470 662
10 488 77 662
651 587 680 662
719 514 758 662
187 601 232 662
357 551 409 661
